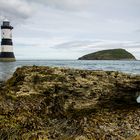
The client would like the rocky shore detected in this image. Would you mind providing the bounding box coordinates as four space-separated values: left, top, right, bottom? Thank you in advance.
0 66 140 140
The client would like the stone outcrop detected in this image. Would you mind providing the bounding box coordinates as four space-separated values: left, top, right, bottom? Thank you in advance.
0 66 140 140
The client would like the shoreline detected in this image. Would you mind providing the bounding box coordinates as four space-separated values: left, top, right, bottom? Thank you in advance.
1 60 140 77
0 65 140 83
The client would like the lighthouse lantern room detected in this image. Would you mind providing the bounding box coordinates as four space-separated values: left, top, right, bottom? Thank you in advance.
0 19 16 61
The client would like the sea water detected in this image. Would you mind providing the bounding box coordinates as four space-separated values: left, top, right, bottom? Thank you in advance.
0 60 140 81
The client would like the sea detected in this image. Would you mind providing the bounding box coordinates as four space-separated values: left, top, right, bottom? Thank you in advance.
0 60 140 81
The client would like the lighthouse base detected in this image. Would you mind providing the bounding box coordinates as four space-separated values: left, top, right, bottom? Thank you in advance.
0 52 16 62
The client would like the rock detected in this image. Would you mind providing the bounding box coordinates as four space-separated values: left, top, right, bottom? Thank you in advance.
0 66 140 140
78 48 136 60
75 135 88 140
136 95 140 103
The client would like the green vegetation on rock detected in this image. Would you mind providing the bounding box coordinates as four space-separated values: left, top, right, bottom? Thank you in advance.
0 66 140 139
78 48 136 60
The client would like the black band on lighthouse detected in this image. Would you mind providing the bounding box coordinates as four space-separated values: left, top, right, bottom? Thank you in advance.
1 26 13 30
0 52 15 58
1 39 13 45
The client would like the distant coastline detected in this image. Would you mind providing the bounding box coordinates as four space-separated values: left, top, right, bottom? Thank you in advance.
78 48 136 60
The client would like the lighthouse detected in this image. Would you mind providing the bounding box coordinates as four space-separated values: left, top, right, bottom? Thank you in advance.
0 19 16 61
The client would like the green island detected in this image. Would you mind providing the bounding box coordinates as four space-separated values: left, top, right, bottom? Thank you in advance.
78 49 136 60
0 66 140 140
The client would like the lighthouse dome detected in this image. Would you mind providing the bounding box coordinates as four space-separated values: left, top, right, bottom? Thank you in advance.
3 18 9 22
3 19 10 26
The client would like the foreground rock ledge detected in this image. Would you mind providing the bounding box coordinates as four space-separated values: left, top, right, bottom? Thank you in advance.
0 66 140 140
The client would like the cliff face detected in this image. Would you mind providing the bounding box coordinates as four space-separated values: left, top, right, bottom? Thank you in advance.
0 66 140 140
78 49 136 60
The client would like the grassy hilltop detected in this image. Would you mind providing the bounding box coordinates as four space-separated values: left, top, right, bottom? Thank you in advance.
0 66 140 140
78 49 136 60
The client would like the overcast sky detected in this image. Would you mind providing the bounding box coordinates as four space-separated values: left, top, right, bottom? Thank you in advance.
0 0 140 59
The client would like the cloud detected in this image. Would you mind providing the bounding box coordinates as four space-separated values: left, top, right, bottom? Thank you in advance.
52 40 140 57
135 29 140 33
0 0 140 60
0 0 37 24
28 0 91 11
14 39 140 60
0 0 92 24
1 0 140 24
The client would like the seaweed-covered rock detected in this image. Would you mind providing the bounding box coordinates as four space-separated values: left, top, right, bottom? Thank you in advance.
0 66 140 140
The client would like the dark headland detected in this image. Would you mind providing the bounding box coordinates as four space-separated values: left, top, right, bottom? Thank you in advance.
0 66 140 139
78 48 136 60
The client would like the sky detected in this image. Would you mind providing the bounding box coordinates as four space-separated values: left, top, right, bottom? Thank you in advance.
0 0 140 60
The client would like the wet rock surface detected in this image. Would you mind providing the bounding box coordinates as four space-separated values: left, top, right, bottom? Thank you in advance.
0 66 140 140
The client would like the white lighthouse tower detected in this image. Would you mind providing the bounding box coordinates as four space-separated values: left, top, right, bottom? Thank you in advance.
0 19 16 61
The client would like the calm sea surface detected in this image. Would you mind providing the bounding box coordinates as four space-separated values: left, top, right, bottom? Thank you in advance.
0 60 140 81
